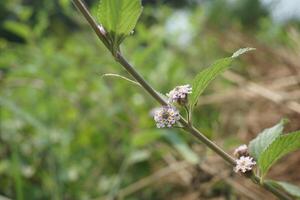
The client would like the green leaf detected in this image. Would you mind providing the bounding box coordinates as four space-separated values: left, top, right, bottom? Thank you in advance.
249 119 286 160
258 130 300 176
97 0 143 46
190 58 232 108
267 180 300 199
190 48 254 109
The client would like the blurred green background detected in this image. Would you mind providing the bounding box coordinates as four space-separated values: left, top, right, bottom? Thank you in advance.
1 0 300 199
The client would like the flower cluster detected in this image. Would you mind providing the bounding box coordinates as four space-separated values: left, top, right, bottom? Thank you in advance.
167 84 192 105
152 84 192 128
233 144 249 158
234 156 256 173
153 106 180 128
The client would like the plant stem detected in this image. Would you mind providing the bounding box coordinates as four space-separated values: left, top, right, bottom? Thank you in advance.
72 0 111 50
72 1 293 199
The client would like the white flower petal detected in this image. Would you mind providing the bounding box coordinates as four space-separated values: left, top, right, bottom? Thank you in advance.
234 156 256 173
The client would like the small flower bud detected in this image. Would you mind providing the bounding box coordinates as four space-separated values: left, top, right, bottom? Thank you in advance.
167 84 192 105
153 106 180 128
233 144 249 158
234 156 256 173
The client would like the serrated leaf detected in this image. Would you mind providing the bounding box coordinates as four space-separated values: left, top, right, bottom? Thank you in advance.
190 48 254 109
249 119 286 160
97 0 142 45
258 131 300 176
190 58 232 108
267 180 300 199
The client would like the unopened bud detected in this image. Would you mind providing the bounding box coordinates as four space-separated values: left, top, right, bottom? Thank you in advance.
233 144 249 158
167 84 192 106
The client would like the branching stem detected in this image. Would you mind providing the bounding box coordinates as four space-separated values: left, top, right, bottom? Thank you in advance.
72 1 293 199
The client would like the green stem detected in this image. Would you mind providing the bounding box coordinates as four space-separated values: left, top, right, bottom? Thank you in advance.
72 1 292 199
72 0 111 51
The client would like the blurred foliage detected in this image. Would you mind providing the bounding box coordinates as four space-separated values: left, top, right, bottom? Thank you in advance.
0 0 299 199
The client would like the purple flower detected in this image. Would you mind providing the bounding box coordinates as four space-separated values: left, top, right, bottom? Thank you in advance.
167 84 192 105
153 106 180 128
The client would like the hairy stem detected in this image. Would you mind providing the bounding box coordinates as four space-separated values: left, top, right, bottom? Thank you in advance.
72 1 292 199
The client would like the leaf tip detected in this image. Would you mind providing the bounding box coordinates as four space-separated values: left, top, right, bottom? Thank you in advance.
231 47 256 58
